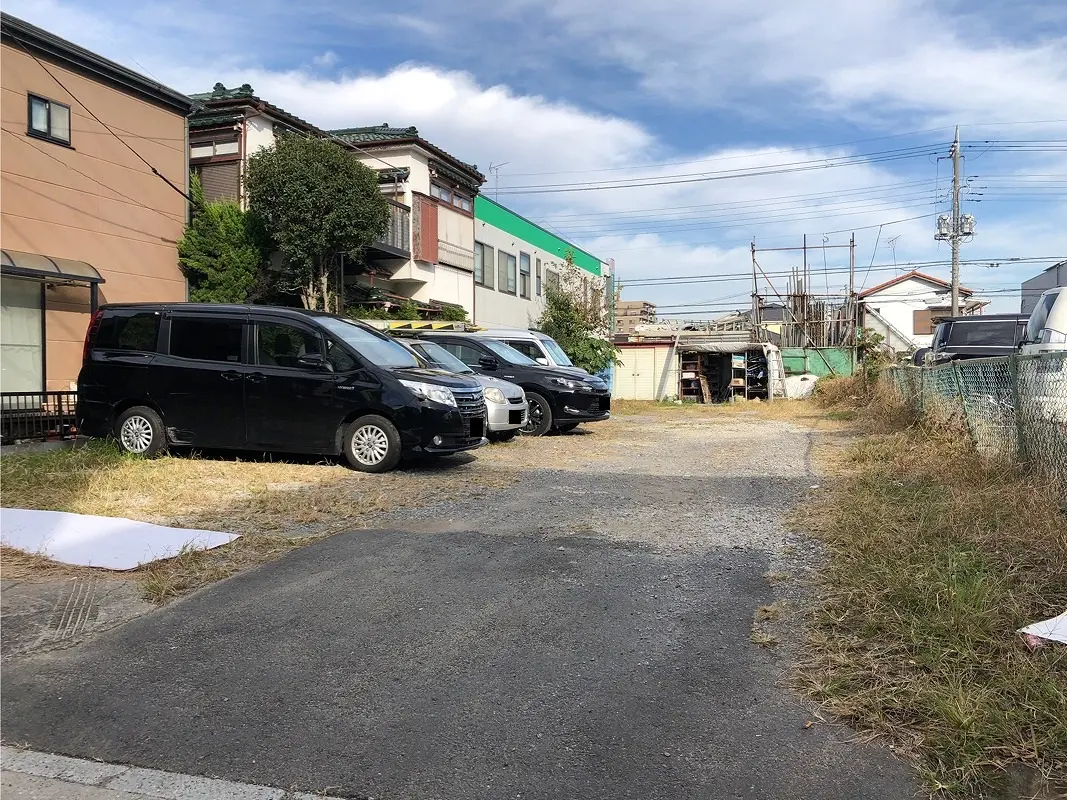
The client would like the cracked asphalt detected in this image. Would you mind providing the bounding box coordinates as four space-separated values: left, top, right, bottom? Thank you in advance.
1 412 916 799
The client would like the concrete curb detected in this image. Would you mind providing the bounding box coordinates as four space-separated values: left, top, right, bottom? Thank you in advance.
0 747 343 800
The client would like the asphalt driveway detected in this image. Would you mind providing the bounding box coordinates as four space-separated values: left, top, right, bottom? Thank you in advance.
1 412 916 799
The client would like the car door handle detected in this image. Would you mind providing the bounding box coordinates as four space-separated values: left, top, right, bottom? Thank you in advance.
246 372 266 384
221 370 242 382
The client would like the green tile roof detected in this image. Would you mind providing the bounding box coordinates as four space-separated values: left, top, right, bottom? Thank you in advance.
330 124 483 181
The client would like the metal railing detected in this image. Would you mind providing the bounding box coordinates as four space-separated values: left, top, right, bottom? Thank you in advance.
1 391 78 444
885 353 1067 491
374 201 411 256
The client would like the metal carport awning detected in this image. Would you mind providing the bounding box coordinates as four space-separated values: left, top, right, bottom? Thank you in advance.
1 249 105 311
678 341 770 354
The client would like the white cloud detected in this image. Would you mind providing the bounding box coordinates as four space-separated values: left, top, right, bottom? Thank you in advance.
527 0 1067 127
4 0 1063 316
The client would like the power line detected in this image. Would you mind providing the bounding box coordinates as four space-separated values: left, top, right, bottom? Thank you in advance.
494 145 942 195
593 213 943 252
10 36 193 203
621 256 1062 287
3 129 184 223
503 122 1067 178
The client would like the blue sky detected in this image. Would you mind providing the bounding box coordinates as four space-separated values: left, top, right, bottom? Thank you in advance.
7 0 1066 314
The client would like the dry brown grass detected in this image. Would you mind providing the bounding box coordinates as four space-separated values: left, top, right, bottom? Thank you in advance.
0 440 525 599
612 397 822 423
0 441 518 536
796 377 1067 798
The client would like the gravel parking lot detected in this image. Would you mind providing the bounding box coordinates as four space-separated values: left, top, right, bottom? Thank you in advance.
1 407 915 798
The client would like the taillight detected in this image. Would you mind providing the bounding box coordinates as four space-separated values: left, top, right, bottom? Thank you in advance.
83 310 104 363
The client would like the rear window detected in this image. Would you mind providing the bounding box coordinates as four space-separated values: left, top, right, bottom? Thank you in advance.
169 317 244 362
93 312 160 353
946 320 1019 347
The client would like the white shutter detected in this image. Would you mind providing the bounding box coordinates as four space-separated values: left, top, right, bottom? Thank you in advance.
0 277 43 394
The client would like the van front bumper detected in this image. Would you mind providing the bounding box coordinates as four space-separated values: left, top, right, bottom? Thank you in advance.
409 402 488 455
487 399 528 432
556 390 611 423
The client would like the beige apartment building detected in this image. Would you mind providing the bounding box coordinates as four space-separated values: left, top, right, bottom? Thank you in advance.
615 300 656 336
1 14 193 392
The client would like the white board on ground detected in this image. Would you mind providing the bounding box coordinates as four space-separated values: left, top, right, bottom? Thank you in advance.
0 508 239 571
1019 610 1067 645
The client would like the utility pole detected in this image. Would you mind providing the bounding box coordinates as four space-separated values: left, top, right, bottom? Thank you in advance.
950 126 961 315
848 233 855 344
750 241 759 326
935 127 974 315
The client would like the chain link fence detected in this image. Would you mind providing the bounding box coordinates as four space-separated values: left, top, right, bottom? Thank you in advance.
885 353 1067 491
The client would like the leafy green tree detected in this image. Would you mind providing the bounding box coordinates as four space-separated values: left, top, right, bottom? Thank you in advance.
246 135 389 311
537 253 618 373
177 175 266 303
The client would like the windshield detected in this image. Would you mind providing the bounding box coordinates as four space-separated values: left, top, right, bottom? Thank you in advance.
946 320 1020 347
1026 290 1061 342
409 340 473 374
538 336 574 366
483 338 538 366
318 317 419 368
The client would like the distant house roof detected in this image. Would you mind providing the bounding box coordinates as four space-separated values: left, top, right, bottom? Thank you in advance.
189 83 340 141
330 123 485 190
858 270 974 300
1 13 193 114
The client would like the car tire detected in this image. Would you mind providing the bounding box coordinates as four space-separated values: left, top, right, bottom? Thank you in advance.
342 414 402 473
556 422 580 433
491 429 518 443
519 392 553 437
114 406 166 457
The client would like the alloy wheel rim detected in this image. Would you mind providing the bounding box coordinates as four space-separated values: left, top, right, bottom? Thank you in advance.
120 416 154 453
522 401 544 433
352 424 389 464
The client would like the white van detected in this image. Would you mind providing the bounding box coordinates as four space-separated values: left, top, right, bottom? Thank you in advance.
471 328 587 373
1019 287 1067 425
1021 287 1067 355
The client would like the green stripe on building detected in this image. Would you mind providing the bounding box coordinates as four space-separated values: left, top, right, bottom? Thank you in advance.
475 196 602 276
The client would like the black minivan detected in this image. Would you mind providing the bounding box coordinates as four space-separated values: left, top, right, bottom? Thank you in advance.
405 332 610 436
77 304 487 472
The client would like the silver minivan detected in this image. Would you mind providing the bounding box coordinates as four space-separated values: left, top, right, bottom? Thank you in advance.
398 338 529 441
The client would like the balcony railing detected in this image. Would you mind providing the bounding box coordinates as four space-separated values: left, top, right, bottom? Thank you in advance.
1 391 78 444
371 201 411 258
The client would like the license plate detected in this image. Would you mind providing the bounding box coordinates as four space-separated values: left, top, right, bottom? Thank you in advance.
469 416 484 439
509 410 523 425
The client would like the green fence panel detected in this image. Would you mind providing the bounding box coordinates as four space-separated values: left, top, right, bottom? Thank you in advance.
780 347 856 377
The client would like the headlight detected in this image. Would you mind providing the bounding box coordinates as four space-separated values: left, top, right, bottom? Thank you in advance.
550 377 585 390
484 387 506 404
399 379 456 407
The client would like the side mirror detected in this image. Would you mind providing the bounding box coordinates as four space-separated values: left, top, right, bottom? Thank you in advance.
298 352 328 370
535 357 549 365
478 356 498 370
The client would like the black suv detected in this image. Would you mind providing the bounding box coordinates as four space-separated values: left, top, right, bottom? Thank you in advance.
929 314 1029 363
403 332 610 436
77 304 486 472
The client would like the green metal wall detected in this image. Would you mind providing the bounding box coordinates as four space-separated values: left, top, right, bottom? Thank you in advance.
780 347 856 377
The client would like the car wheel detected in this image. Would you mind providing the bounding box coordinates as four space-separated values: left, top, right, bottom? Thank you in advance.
519 392 553 437
114 406 166 457
556 422 580 433
490 429 518 443
342 414 402 473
